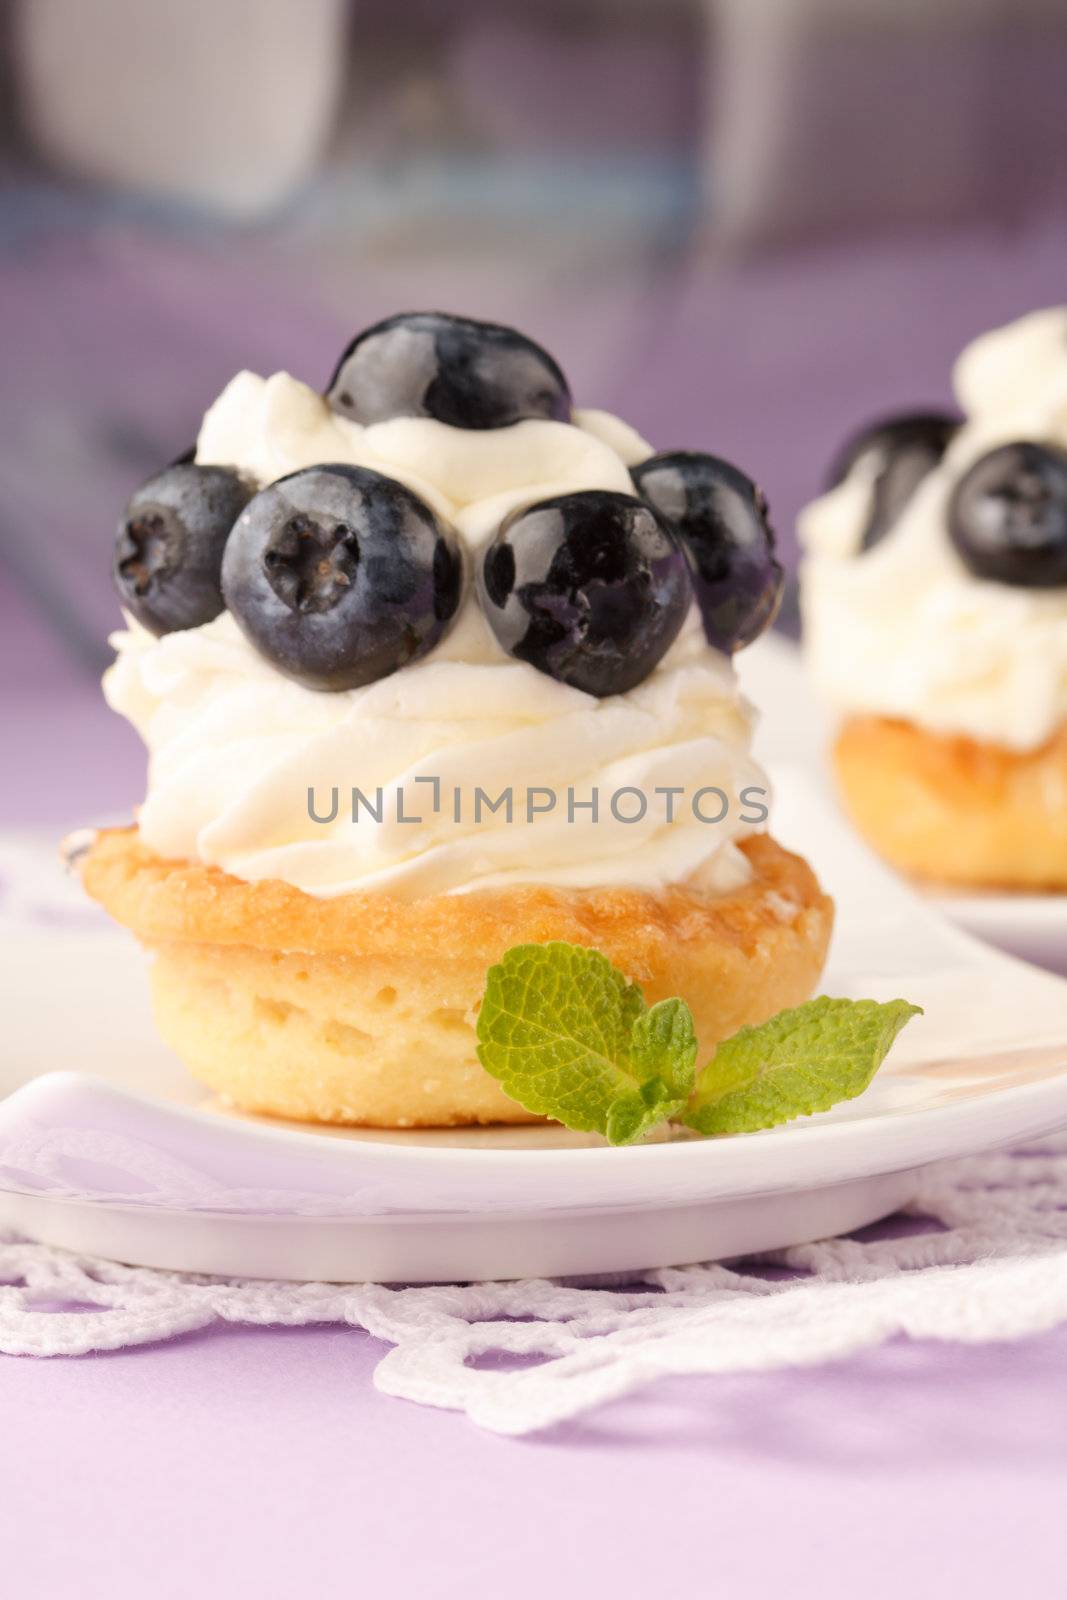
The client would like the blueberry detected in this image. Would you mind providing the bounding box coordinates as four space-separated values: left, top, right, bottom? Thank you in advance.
829 411 959 551
630 452 783 653
114 463 253 635
947 442 1067 588
327 311 571 430
221 465 463 690
478 490 691 697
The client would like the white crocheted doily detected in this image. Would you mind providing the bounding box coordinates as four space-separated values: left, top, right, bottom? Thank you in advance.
3 1134 1066 1436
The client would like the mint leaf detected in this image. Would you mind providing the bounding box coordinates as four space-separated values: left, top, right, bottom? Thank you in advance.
476 943 696 1145
682 996 921 1137
606 1001 698 1144
631 999 698 1098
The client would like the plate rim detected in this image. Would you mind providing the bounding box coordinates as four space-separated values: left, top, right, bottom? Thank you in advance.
5 1060 1067 1209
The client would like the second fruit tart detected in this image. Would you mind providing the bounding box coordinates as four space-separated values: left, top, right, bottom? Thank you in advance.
800 309 1067 890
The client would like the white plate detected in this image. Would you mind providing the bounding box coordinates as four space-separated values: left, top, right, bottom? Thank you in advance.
2 771 1067 1281
926 888 1067 979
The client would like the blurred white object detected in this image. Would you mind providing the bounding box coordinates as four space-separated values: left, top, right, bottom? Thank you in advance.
709 0 1067 242
15 0 348 216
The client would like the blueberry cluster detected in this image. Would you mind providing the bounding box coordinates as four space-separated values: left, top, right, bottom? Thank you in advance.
832 412 1067 587
114 312 782 695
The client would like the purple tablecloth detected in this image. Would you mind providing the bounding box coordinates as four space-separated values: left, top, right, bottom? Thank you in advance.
3 1323 1065 1597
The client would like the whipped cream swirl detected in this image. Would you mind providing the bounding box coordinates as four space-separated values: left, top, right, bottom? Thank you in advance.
105 372 768 899
800 309 1067 752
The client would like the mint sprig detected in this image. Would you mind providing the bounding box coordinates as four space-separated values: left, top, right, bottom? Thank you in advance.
475 943 696 1144
681 996 921 1137
476 942 920 1146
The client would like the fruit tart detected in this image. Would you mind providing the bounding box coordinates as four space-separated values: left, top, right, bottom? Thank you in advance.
800 309 1067 890
80 312 832 1126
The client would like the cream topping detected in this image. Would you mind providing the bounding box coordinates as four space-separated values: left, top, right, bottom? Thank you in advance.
106 372 769 898
799 310 1067 752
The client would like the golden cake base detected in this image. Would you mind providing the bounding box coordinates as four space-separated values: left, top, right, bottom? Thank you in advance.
834 716 1067 890
81 830 833 1128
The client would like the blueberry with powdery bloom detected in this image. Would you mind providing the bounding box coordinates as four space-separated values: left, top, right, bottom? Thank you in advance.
327 312 572 430
114 462 253 635
222 465 463 691
828 412 960 552
630 452 783 654
948 442 1067 588
478 489 692 697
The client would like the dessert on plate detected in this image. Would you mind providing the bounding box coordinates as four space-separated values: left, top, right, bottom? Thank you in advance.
81 311 832 1127
800 308 1067 891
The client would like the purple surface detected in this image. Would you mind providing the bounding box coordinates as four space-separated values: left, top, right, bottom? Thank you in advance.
6 568 142 825
1 1321 1065 1598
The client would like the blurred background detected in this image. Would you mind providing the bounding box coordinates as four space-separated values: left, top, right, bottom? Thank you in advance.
4 0 1067 825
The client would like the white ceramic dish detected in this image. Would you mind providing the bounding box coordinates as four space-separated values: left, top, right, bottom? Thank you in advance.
925 889 1067 979
2 768 1067 1281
